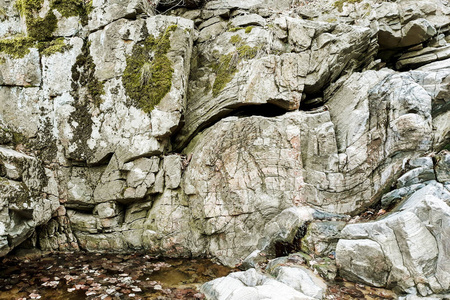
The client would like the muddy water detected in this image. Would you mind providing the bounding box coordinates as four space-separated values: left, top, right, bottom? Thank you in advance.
0 252 235 300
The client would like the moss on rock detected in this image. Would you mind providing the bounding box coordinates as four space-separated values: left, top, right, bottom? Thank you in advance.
39 37 72 56
122 25 177 113
27 11 58 41
71 41 104 107
15 0 57 41
51 0 85 18
0 36 34 58
0 0 90 58
211 35 259 97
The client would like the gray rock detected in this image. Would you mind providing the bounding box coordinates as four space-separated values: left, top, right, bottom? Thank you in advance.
42 37 83 97
230 14 266 28
201 268 315 300
337 239 390 287
397 167 436 188
336 182 450 295
381 184 426 208
163 155 182 189
435 151 450 184
301 221 346 256
88 0 154 31
272 266 327 299
0 147 58 256
0 48 41 87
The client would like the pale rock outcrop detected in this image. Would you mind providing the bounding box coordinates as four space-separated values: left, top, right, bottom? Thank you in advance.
0 2 449 298
302 66 449 214
88 0 155 31
272 266 327 299
176 16 375 147
42 37 84 97
0 48 41 87
182 112 308 265
64 15 194 164
0 147 59 256
0 0 23 38
336 154 450 296
201 268 316 300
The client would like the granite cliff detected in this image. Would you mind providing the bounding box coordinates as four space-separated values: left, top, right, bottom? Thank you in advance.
0 0 449 298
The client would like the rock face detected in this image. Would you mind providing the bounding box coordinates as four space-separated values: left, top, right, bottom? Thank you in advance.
0 0 450 297
0 147 59 256
336 153 450 296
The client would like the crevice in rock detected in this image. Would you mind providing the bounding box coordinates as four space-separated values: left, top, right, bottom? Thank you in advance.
229 103 288 118
300 92 325 111
274 222 309 258
172 103 288 152
156 0 204 15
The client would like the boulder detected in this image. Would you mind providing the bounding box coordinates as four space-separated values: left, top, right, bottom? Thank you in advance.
201 268 315 300
336 181 450 295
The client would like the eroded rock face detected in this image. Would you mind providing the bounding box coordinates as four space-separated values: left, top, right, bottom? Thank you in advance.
336 154 450 296
0 147 59 256
0 0 449 297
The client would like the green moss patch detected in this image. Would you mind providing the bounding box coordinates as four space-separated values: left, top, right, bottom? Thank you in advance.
122 25 177 113
211 34 259 97
0 36 34 58
0 0 91 58
51 0 85 18
245 26 254 34
39 37 72 56
15 0 57 41
27 11 58 40
71 41 104 107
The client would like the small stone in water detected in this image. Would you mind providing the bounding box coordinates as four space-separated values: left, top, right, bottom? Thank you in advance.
86 290 97 296
154 284 162 290
29 293 41 299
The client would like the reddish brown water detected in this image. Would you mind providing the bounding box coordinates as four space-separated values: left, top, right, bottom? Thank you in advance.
0 252 235 300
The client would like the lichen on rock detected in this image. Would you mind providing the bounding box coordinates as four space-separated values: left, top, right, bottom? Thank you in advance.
71 41 104 107
122 24 177 113
0 36 34 58
211 34 259 96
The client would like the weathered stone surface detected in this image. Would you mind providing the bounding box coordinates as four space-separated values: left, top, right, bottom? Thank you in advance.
42 37 83 97
337 239 390 287
88 0 154 31
272 266 327 299
176 16 375 148
301 221 346 256
0 48 41 87
308 69 435 213
337 181 450 295
61 15 194 164
201 268 315 300
182 113 306 265
435 151 450 183
163 155 182 189
0 1 23 39
0 147 59 256
0 2 449 299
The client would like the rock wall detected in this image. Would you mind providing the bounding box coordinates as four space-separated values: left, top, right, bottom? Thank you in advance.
0 0 450 297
